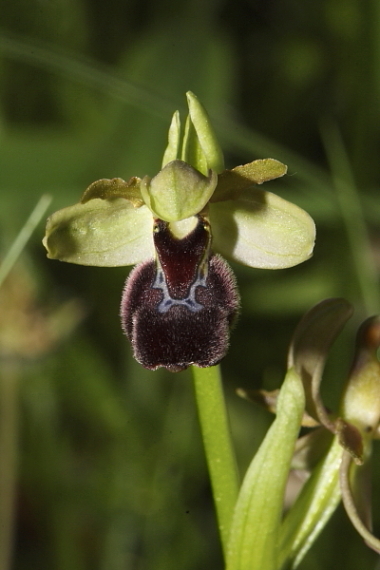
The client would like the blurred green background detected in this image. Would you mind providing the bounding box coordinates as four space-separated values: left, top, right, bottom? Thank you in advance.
1 0 380 568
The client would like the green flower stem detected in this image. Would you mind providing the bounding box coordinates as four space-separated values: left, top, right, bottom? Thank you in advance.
191 364 239 558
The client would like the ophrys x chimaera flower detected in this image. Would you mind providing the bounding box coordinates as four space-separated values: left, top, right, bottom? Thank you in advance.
43 92 315 371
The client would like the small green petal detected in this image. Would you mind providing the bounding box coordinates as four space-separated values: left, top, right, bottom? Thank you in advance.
80 177 144 207
227 367 305 570
212 159 288 202
210 188 316 269
162 110 181 167
140 160 217 222
43 199 154 266
184 91 225 174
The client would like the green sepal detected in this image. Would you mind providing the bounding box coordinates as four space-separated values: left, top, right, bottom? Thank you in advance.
43 199 154 266
226 367 305 570
212 159 288 202
210 188 316 269
140 159 217 222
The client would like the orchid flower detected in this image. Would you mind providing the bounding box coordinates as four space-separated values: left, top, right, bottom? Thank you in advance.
43 92 315 372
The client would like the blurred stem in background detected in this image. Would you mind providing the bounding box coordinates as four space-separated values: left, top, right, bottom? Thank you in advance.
0 195 52 289
0 195 52 570
321 123 379 314
0 363 19 570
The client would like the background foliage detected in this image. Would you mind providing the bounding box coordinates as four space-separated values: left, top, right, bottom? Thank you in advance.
1 0 380 568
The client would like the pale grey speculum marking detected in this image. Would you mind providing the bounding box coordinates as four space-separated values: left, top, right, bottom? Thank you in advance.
152 260 208 314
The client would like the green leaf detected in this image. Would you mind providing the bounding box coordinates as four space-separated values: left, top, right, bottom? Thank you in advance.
279 436 343 569
226 367 305 570
43 199 154 266
210 188 316 269
212 159 288 202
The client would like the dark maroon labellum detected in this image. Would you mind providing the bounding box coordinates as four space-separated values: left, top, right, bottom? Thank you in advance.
120 216 239 372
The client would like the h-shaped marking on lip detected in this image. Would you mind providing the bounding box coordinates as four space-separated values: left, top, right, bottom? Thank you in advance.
152 261 208 313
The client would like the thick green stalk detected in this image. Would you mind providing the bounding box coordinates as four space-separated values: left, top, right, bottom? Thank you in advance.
191 364 239 558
